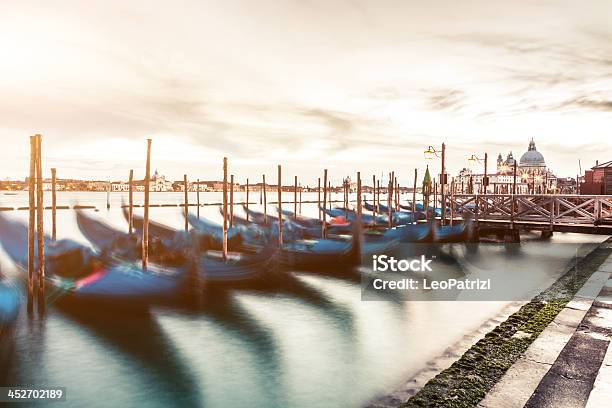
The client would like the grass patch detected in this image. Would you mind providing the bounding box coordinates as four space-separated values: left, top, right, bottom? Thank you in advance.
402 239 612 408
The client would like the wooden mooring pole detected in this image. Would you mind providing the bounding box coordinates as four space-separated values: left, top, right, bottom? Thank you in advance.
262 174 267 225
142 139 152 271
246 178 249 219
294 175 297 219
184 174 189 232
277 165 283 246
196 178 200 219
27 136 35 314
106 181 111 209
372 175 376 226
299 185 302 215
51 167 57 241
35 134 45 313
388 171 394 227
222 158 228 259
230 174 234 228
317 177 321 220
412 169 417 224
322 169 328 238
128 169 134 235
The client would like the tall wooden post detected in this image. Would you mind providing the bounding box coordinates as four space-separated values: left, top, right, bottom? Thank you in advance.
106 181 111 209
35 135 45 312
223 158 228 259
262 174 267 224
317 177 321 220
51 167 57 241
230 174 234 228
450 177 455 226
245 178 249 220
128 169 134 234
441 142 446 226
357 172 362 218
294 175 297 219
322 169 328 238
372 175 377 226
184 174 189 232
299 185 302 215
27 136 36 314
328 181 332 210
142 139 151 271
412 169 417 223
277 165 283 246
376 180 380 210
196 178 200 219
388 171 394 227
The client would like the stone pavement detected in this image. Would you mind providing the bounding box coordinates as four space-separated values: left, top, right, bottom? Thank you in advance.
479 252 612 408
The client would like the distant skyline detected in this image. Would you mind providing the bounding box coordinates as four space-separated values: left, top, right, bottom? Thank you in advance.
1 1 611 185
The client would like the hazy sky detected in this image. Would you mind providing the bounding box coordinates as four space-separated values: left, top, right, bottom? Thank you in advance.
1 0 611 185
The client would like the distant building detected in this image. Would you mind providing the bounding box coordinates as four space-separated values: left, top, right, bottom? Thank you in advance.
458 139 558 193
581 160 612 195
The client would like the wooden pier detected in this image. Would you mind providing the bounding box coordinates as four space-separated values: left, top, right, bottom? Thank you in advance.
448 194 612 235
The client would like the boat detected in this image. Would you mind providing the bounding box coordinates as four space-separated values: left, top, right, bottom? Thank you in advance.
434 223 469 243
77 210 187 267
0 213 184 309
322 206 419 226
186 213 263 250
0 279 19 333
81 209 277 288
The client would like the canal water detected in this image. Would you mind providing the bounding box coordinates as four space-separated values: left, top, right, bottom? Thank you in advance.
0 192 608 408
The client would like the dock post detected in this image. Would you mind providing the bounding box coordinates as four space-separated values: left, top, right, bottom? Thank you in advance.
27 136 35 314
128 169 134 235
317 177 321 220
450 177 455 226
299 184 302 215
372 175 377 226
106 181 111 209
329 181 332 210
322 169 328 238
388 171 394 228
376 180 380 211
277 165 283 246
357 172 362 218
184 174 189 232
51 167 57 241
230 174 234 228
196 178 200 219
262 174 267 224
142 139 151 271
294 175 297 219
412 169 417 224
223 158 228 259
245 178 249 219
35 134 45 313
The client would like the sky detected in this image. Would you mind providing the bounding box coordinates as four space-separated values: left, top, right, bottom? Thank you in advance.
1 0 611 185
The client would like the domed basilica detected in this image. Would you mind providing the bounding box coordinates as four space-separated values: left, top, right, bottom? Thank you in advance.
496 138 556 193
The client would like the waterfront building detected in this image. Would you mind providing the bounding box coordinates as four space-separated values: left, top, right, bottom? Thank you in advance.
581 160 612 195
457 139 558 194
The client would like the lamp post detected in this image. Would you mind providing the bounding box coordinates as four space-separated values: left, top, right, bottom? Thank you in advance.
424 143 446 225
468 153 488 194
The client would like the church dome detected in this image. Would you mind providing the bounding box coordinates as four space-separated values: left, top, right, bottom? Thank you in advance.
519 139 545 167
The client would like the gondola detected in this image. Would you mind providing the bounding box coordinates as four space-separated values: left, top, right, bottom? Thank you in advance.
186 213 265 250
434 223 469 243
80 210 277 288
0 213 184 309
0 278 19 332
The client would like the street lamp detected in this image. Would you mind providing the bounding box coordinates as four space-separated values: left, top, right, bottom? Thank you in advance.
423 143 446 225
467 152 488 194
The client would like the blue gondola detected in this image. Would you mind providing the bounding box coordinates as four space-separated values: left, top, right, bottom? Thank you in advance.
0 213 183 309
0 279 19 331
80 210 276 288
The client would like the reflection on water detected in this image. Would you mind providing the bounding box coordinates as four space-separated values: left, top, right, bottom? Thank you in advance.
0 192 608 407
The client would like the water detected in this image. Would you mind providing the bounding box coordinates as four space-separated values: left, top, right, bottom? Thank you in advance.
0 192 608 407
